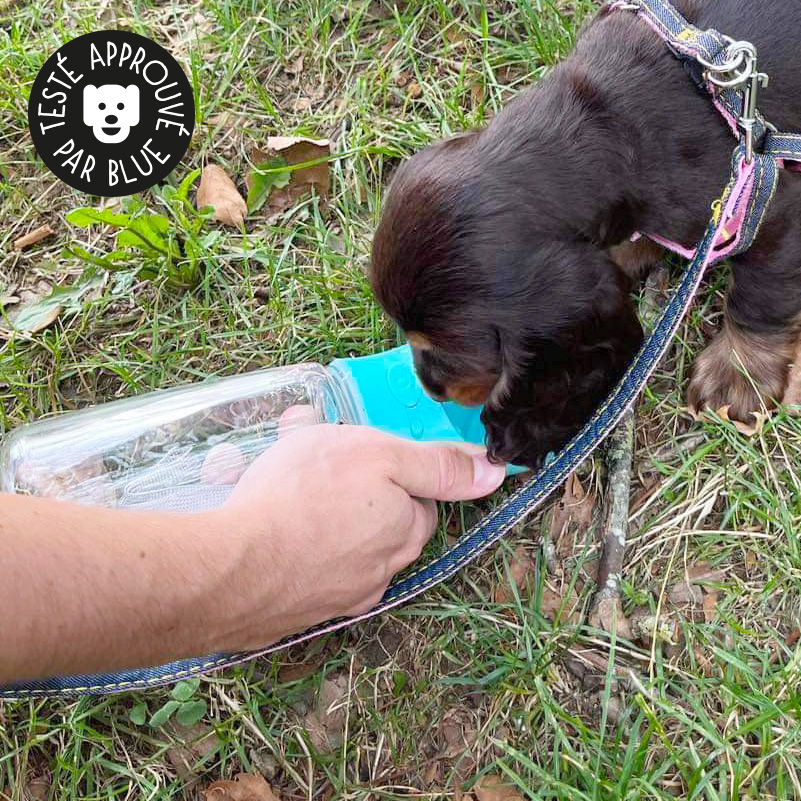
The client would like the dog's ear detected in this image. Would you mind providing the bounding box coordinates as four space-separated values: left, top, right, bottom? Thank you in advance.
481 242 643 468
124 84 140 125
83 85 98 125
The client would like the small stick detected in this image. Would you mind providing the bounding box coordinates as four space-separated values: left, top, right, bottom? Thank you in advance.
589 408 635 637
589 265 666 635
14 224 54 250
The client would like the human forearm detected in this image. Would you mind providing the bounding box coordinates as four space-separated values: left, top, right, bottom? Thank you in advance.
0 494 246 682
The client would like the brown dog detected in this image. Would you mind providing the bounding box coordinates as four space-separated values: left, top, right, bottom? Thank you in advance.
369 0 801 468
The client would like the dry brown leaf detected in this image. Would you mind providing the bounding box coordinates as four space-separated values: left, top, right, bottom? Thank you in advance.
247 137 330 220
438 708 477 759
204 773 280 801
683 563 726 585
493 545 535 604
277 661 318 683
590 595 633 639
473 773 525 801
303 675 348 751
26 775 50 801
715 404 769 437
540 585 581 624
702 591 718 623
694 644 714 676
15 301 62 333
285 53 304 75
783 337 801 408
548 472 595 557
14 224 54 250
197 164 247 227
668 579 703 606
167 722 221 781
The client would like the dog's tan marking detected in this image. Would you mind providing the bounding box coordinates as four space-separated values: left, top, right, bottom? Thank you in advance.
688 319 799 422
406 331 433 351
446 377 497 407
609 237 667 281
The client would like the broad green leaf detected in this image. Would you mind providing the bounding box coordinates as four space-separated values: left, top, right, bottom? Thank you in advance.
67 207 131 227
148 699 180 728
11 271 104 333
129 702 148 726
177 168 202 202
170 677 200 702
175 699 208 728
116 213 172 253
246 155 291 213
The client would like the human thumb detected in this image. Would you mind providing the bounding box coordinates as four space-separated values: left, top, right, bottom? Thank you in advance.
387 440 507 501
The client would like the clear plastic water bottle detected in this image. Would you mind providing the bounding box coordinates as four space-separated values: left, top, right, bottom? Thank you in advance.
0 346 517 513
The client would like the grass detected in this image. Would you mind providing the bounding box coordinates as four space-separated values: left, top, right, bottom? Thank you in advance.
2 0 801 799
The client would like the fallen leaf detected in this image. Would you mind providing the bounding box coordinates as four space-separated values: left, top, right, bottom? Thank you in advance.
285 53 304 75
590 595 633 639
445 27 467 46
249 748 278 779
438 708 477 759
197 165 247 227
694 644 714 676
540 585 582 624
473 773 525 801
668 580 704 606
7 271 104 334
26 775 50 801
277 661 318 683
702 591 718 623
715 404 769 437
12 298 62 333
167 722 221 781
423 761 442 787
683 563 726 585
303 675 348 751
548 472 595 557
493 545 535 604
204 773 280 801
470 82 485 108
14 224 54 250
246 137 330 219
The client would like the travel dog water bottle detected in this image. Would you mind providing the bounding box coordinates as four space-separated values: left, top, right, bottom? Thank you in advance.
0 345 523 513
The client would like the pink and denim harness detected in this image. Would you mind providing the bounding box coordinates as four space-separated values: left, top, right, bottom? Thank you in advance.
5 0 801 699
611 0 801 261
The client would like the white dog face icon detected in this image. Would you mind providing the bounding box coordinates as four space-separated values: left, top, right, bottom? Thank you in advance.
83 84 140 144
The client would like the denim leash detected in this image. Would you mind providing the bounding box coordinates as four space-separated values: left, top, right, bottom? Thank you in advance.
4 0 801 699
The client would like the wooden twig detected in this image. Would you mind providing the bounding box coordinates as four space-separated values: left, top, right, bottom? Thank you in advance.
588 265 667 636
589 409 635 637
13 224 54 251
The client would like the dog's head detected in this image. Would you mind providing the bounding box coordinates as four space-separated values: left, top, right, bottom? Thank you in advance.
369 131 643 468
83 84 140 144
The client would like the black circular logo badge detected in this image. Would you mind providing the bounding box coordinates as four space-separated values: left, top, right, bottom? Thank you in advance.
28 30 195 197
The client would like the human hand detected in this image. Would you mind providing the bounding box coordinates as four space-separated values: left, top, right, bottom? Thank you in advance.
203 424 506 652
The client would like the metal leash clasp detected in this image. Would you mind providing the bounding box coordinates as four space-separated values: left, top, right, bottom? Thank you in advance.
697 39 769 163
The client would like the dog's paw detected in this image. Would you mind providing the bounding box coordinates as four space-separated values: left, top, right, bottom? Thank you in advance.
687 327 789 424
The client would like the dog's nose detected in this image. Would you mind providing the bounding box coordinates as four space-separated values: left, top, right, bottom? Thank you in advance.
104 115 118 125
